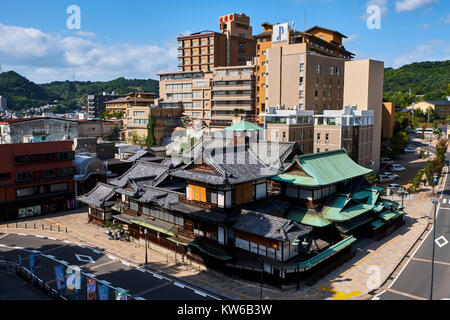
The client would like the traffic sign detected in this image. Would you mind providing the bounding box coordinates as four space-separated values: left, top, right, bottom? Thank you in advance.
434 173 438 177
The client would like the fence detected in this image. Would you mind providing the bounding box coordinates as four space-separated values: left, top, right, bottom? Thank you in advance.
0 221 68 233
0 259 67 300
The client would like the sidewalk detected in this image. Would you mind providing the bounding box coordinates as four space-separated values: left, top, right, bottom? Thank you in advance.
0 176 442 300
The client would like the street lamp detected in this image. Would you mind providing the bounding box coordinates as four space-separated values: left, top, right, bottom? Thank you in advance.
144 229 148 265
430 198 438 300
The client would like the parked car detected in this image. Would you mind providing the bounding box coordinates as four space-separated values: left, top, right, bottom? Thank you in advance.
405 147 417 153
378 172 399 182
390 164 406 172
388 183 404 192
381 158 394 165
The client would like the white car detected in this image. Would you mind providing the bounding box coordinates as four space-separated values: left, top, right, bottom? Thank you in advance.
381 158 394 165
390 164 406 172
378 172 399 182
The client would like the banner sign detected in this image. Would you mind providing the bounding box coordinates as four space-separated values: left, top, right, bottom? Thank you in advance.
115 290 128 300
54 265 66 290
66 266 82 296
98 285 109 301
87 278 97 300
29 254 35 274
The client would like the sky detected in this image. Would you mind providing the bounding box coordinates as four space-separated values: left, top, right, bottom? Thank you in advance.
0 0 448 83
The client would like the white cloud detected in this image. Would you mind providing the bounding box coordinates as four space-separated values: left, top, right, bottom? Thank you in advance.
393 40 450 67
395 0 439 12
0 22 178 83
441 13 450 23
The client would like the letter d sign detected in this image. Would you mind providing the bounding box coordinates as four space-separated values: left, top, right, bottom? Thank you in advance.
66 5 81 30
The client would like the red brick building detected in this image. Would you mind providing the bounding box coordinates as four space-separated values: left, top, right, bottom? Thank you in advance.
0 141 75 222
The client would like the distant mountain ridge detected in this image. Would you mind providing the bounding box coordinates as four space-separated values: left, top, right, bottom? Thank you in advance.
0 71 159 112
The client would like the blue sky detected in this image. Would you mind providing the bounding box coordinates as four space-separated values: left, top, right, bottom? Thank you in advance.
0 0 448 83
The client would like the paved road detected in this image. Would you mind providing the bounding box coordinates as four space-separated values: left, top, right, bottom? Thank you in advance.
375 154 450 300
0 233 218 300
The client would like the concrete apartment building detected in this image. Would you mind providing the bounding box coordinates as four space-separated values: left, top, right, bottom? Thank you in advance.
210 64 257 128
314 107 375 168
158 71 213 125
177 13 256 72
343 59 384 170
87 93 121 119
260 107 314 153
78 119 123 141
382 102 395 139
254 23 354 119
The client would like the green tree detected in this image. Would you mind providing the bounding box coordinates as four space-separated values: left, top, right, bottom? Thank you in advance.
390 131 409 158
146 115 157 147
365 173 378 186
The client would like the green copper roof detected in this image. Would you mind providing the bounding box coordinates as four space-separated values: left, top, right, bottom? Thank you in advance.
286 236 357 270
225 120 262 131
379 210 404 222
286 208 331 228
273 149 372 187
336 214 374 234
371 220 386 229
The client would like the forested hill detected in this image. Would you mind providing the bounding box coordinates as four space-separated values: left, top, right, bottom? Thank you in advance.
0 71 159 112
384 60 450 107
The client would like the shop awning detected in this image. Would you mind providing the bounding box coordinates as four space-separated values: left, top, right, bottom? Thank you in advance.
189 242 232 261
167 235 195 246
130 219 177 237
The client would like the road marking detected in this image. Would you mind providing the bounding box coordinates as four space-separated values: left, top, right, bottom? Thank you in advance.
153 273 163 280
18 233 28 236
386 288 427 300
135 297 146 300
92 249 102 254
134 282 172 297
59 260 69 265
108 255 117 260
78 244 86 248
75 254 95 263
122 261 131 267
98 280 111 285
31 250 40 254
48 237 57 240
84 273 96 278
443 199 447 204
372 290 386 300
44 255 56 259
35 235 44 238
439 207 450 210
435 236 449 248
410 257 450 266
63 240 71 244
90 260 117 270
137 267 147 273
174 282 185 288
319 286 363 300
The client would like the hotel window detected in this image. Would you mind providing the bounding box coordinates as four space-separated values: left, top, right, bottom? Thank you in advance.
317 133 321 142
300 63 304 72
325 133 329 141
299 77 304 85
336 66 340 76
58 167 75 177
134 111 146 117
16 187 34 198
316 64 321 74
0 173 11 181
323 90 326 98
16 172 33 182
315 90 318 97
50 183 68 193
329 67 334 75
193 91 202 98
317 148 321 153
299 90 304 98
193 102 201 108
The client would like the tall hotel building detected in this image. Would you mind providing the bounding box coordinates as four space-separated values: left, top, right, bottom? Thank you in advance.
159 13 257 129
254 24 354 120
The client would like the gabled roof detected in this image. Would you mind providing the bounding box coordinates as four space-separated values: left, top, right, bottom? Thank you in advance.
272 149 372 187
422 100 450 106
77 183 116 207
170 145 279 185
233 211 312 241
225 121 262 132
304 25 348 39
126 148 164 163
108 161 170 188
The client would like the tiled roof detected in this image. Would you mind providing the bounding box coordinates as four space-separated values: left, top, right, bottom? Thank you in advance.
108 161 170 188
77 183 116 207
233 211 312 241
170 145 279 185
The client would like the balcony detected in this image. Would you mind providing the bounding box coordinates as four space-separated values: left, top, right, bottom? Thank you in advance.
212 95 254 101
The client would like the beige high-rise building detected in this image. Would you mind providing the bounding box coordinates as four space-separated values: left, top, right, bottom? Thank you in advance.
210 65 256 128
254 23 354 121
343 59 384 170
313 107 374 168
177 13 256 72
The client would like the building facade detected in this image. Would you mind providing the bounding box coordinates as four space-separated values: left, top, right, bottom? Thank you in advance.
413 100 450 118
313 107 375 168
382 102 395 139
0 141 75 222
254 23 353 120
343 59 384 170
260 107 314 154
0 117 78 144
78 119 123 141
87 94 121 119
177 13 256 72
210 65 257 128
